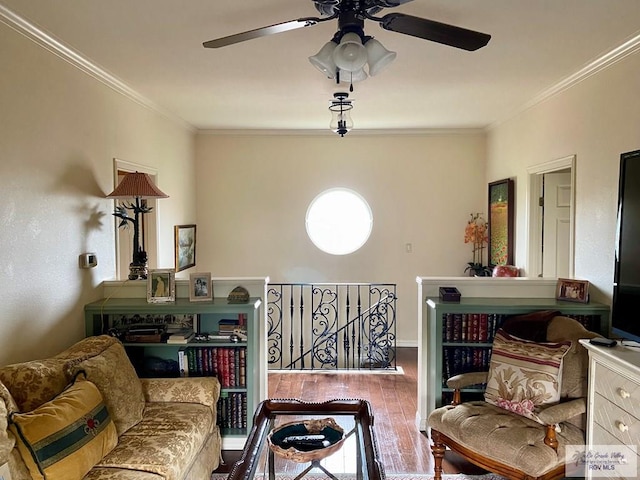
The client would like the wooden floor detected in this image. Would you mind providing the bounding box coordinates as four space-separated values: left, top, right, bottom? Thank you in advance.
217 347 485 475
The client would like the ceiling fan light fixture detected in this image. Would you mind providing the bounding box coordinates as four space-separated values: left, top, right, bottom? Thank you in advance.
309 40 338 78
365 38 396 76
332 32 367 72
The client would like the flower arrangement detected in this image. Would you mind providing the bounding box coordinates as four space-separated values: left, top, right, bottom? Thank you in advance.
464 213 491 276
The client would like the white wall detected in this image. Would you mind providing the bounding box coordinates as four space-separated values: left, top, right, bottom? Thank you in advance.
487 50 640 304
0 22 196 364
195 132 487 345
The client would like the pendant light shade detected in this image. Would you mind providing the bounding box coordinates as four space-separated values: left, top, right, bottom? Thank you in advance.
332 33 367 72
329 92 353 137
309 40 338 78
365 38 397 76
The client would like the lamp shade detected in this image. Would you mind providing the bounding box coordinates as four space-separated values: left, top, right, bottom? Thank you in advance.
107 172 169 199
365 38 396 76
309 41 338 78
332 33 367 72
338 67 368 84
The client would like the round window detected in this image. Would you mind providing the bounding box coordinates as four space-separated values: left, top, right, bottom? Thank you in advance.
305 188 373 255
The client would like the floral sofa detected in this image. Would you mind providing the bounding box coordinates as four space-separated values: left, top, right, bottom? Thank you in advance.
0 335 221 480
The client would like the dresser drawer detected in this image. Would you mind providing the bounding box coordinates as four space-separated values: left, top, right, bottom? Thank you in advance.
593 392 640 445
591 423 639 480
593 361 640 418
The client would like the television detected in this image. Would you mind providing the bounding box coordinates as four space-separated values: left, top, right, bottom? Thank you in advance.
611 149 640 342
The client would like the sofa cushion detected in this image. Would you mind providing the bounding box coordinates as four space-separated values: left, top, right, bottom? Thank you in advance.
67 342 145 436
484 329 571 423
54 335 121 361
0 358 70 413
429 401 585 478
9 374 117 480
96 402 213 480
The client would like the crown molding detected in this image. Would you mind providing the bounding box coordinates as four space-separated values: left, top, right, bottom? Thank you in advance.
0 4 194 133
196 127 486 136
490 31 640 130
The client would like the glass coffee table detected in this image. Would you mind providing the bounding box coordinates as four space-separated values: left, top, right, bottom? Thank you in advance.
228 399 385 480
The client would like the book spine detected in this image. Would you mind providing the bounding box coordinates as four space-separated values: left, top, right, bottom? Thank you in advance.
196 348 204 376
239 347 246 388
228 348 236 388
470 313 480 341
479 313 489 342
187 347 197 375
178 348 188 377
453 314 462 341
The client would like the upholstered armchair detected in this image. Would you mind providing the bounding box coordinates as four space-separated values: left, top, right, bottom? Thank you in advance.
428 314 600 480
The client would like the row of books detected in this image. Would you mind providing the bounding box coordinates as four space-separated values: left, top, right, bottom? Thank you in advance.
442 346 492 383
178 346 246 388
217 392 247 430
218 313 248 333
441 312 601 343
441 313 507 343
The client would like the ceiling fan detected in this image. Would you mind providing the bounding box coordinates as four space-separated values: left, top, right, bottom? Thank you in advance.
202 0 491 52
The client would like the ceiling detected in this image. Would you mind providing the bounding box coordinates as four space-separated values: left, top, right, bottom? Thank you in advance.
3 0 640 132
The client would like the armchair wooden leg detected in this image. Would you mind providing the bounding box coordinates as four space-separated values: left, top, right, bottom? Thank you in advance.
430 429 446 480
544 424 558 451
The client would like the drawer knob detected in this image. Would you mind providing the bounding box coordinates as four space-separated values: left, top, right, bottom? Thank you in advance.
616 421 629 432
618 388 631 399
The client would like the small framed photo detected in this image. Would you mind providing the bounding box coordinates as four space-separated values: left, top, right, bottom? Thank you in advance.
189 272 213 302
556 278 590 303
174 224 196 272
147 269 176 303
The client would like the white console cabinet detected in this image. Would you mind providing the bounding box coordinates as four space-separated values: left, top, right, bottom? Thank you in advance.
581 340 640 479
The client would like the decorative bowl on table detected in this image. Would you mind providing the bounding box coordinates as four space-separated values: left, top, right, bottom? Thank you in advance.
267 417 345 463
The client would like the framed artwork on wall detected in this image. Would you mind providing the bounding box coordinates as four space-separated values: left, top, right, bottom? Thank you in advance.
174 224 196 272
147 269 175 303
488 178 515 266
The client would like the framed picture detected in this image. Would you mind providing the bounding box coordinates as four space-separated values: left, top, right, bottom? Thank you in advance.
189 272 213 302
488 178 515 267
147 269 176 303
556 278 590 303
174 224 196 272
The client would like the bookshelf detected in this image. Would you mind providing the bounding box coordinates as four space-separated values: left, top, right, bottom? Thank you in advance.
419 296 610 428
84 296 262 450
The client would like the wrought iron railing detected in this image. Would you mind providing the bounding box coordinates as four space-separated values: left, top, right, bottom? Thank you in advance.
266 283 397 371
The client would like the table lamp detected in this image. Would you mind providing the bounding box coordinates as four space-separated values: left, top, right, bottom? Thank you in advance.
107 172 169 280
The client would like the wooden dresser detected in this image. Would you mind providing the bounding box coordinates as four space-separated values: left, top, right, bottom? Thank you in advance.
581 340 640 479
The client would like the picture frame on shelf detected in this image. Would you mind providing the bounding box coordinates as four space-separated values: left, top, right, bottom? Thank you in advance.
147 269 176 303
189 272 213 302
174 224 196 272
488 178 515 266
556 278 590 303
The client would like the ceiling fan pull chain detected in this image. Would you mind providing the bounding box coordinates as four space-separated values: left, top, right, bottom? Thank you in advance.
350 72 354 92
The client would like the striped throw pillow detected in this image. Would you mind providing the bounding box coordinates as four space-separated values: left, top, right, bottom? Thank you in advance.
9 374 117 480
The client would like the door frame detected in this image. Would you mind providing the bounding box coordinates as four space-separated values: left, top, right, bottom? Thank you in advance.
526 155 576 278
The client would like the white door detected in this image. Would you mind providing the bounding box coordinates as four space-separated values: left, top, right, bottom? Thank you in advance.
542 171 571 277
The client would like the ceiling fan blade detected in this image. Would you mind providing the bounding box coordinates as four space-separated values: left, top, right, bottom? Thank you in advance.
379 13 490 51
203 17 322 48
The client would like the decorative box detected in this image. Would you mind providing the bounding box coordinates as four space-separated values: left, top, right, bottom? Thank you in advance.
439 287 461 302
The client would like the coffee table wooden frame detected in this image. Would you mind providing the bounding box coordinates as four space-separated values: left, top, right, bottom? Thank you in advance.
228 399 386 480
